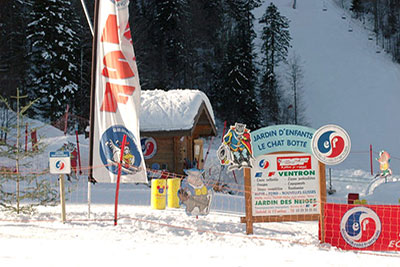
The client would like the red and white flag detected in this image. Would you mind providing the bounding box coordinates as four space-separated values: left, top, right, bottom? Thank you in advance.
90 0 147 183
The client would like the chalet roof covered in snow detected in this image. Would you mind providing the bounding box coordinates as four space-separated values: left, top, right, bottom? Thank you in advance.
140 89 216 136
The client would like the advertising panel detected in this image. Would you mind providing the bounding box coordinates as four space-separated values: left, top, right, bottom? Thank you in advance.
323 203 400 251
251 153 320 216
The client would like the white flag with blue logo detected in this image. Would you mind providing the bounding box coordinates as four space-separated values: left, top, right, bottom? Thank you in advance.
91 0 147 183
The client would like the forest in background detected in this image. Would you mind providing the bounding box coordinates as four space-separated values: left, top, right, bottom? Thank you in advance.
1 0 398 131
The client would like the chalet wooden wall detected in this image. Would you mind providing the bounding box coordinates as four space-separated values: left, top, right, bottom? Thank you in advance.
144 136 174 172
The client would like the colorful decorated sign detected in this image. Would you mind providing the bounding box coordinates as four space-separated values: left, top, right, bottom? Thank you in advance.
141 137 157 160
251 153 320 216
217 123 253 170
90 0 147 183
251 125 315 158
178 169 213 216
311 124 351 165
323 203 400 251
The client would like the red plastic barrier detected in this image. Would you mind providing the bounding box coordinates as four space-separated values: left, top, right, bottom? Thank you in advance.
322 203 400 251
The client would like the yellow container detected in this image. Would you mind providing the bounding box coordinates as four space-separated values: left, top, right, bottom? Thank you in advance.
151 179 166 210
167 178 181 208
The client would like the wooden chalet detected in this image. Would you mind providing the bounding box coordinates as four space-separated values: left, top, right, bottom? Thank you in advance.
140 89 217 174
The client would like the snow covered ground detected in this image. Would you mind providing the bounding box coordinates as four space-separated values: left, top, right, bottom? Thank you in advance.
1 0 400 265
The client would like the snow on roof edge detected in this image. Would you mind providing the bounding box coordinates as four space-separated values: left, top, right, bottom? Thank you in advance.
139 89 215 132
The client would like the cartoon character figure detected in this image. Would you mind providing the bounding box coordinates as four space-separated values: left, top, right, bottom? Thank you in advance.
217 123 253 171
178 168 213 216
105 139 140 173
375 150 392 178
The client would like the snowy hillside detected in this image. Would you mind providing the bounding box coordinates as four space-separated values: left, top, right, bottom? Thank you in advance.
255 0 400 173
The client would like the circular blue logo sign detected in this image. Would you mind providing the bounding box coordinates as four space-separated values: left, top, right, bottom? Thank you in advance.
141 137 157 160
311 125 351 165
340 206 381 248
99 125 142 175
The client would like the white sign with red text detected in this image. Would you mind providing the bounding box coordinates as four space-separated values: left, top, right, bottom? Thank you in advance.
251 153 320 216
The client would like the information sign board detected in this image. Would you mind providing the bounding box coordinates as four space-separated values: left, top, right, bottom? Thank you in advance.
49 151 71 175
251 153 320 216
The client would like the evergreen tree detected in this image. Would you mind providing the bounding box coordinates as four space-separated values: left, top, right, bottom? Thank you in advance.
71 0 93 129
350 0 363 19
213 0 261 130
0 1 30 99
150 0 192 89
259 3 291 125
25 0 82 123
0 90 58 214
188 0 225 94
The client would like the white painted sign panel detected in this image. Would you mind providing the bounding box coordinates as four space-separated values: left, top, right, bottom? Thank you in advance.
251 153 320 216
49 151 71 175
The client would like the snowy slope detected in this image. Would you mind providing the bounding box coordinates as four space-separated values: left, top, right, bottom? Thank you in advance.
254 0 400 173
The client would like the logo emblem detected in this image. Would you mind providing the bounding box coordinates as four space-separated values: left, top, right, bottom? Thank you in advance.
258 159 269 169
141 137 157 160
99 125 142 175
311 125 351 165
55 160 65 171
340 206 381 248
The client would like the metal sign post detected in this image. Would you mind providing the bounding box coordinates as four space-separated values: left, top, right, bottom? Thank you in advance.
49 151 71 223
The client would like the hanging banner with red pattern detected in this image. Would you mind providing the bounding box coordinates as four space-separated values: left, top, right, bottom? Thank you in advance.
91 0 147 183
322 203 400 251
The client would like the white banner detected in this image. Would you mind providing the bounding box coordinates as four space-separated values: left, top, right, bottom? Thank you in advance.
92 0 147 183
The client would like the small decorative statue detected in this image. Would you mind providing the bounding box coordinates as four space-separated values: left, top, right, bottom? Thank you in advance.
178 168 213 216
375 150 392 179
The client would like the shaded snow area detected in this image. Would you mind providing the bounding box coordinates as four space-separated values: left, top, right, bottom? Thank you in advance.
1 0 400 265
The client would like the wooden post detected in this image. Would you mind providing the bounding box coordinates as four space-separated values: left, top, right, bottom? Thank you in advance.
319 162 327 243
59 174 66 223
243 167 253 234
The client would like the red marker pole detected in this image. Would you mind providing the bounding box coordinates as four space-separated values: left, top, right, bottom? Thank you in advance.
370 144 373 176
114 134 127 226
25 123 28 152
75 126 82 175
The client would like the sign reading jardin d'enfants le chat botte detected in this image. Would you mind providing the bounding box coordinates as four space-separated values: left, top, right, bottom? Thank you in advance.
250 125 319 216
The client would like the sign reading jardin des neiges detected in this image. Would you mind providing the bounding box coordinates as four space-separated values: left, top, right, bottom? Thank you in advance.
251 125 316 157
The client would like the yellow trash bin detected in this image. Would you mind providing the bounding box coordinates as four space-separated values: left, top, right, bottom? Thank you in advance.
167 178 181 208
151 179 166 210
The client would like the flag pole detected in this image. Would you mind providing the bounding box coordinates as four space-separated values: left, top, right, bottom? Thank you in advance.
87 0 100 219
80 0 94 36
